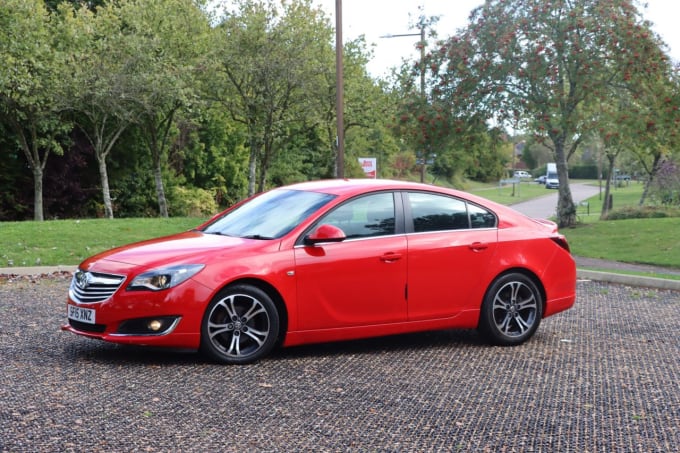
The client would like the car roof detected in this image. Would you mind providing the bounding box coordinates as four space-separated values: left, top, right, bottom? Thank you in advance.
282 178 506 210
284 178 475 197
270 178 541 231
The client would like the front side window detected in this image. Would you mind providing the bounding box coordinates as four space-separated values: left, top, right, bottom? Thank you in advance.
203 189 335 239
319 192 395 238
407 192 497 232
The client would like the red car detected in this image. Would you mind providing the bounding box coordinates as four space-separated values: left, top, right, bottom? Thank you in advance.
63 179 576 364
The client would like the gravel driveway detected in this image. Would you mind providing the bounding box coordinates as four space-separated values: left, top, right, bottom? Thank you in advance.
1 276 678 452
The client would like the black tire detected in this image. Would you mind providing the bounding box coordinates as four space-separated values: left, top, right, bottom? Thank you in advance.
478 273 543 346
200 284 280 364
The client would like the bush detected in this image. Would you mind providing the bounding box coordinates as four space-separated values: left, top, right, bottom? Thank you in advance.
169 186 218 217
568 164 599 179
647 158 680 206
604 206 680 220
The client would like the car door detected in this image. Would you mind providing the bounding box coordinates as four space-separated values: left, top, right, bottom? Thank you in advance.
294 192 408 330
404 191 498 320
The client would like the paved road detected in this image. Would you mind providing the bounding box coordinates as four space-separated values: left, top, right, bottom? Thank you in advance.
510 182 600 219
1 276 678 451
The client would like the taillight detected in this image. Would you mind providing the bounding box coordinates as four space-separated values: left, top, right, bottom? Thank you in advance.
551 235 571 253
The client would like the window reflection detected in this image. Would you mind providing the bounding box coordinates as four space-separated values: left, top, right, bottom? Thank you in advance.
321 193 395 238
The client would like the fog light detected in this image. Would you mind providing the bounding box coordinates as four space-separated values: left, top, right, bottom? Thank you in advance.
148 319 163 332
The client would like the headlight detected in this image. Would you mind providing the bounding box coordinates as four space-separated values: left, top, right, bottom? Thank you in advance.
127 264 205 291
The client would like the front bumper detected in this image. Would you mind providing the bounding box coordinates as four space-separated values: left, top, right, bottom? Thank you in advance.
62 278 214 349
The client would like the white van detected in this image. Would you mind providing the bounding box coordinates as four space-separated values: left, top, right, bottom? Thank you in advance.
545 163 559 189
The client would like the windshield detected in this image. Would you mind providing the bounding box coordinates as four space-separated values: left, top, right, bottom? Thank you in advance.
202 189 336 239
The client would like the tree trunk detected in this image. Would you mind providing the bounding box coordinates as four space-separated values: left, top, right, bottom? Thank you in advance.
247 133 259 197
639 154 661 206
32 167 44 221
96 154 114 219
153 163 168 218
14 122 48 221
84 120 126 220
600 155 616 219
257 136 273 194
146 126 169 218
553 137 576 227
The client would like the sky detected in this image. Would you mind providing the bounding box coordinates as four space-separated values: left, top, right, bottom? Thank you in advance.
317 0 680 78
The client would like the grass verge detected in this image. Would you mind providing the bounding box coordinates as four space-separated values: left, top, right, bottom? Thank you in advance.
467 179 551 204
0 218 204 267
578 266 680 281
562 217 680 268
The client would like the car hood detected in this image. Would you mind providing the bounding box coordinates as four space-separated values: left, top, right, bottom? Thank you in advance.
80 231 277 272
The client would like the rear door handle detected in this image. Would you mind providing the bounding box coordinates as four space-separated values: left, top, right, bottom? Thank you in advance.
469 242 488 252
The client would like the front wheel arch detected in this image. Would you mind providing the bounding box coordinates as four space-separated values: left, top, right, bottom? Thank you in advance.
213 278 288 346
200 282 284 364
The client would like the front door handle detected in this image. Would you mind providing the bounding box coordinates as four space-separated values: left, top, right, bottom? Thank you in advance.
469 242 488 252
380 252 402 263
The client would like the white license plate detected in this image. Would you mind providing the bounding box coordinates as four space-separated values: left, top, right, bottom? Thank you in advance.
68 305 96 324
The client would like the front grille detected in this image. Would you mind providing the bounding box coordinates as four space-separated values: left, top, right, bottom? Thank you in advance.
69 271 126 303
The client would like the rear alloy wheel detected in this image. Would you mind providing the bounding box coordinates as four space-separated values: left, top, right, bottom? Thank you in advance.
479 273 543 346
201 285 279 364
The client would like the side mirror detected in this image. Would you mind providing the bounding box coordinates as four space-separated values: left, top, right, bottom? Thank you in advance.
304 224 346 246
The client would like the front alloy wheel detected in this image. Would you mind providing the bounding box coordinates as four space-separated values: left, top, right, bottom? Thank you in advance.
201 285 279 364
479 273 543 346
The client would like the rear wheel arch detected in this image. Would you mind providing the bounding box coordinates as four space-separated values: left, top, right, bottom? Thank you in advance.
483 268 546 314
478 268 546 345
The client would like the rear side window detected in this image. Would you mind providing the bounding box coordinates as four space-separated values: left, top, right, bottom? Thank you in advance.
469 203 497 228
407 192 496 232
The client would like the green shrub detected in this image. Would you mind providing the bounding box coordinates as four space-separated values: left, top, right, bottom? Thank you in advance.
169 186 219 217
568 164 599 179
604 206 680 220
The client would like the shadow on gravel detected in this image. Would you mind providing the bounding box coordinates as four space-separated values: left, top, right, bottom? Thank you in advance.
62 341 203 366
61 328 487 366
275 329 485 362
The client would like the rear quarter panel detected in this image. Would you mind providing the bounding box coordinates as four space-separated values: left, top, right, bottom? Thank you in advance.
495 226 576 317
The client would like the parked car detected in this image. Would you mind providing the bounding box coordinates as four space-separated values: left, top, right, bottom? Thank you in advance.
545 163 559 189
534 175 546 184
513 170 532 179
63 179 576 364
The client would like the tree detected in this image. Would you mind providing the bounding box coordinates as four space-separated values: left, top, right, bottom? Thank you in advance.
337 39 404 178
118 0 210 217
208 0 334 195
60 3 139 218
43 0 106 12
629 65 680 206
0 0 72 221
595 100 628 218
427 0 671 227
392 65 506 183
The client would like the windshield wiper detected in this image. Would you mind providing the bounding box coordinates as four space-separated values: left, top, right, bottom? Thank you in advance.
240 234 274 240
203 230 227 236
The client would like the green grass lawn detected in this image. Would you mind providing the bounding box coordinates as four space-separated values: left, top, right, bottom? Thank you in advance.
562 217 680 267
571 180 647 223
467 179 551 204
0 218 204 267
